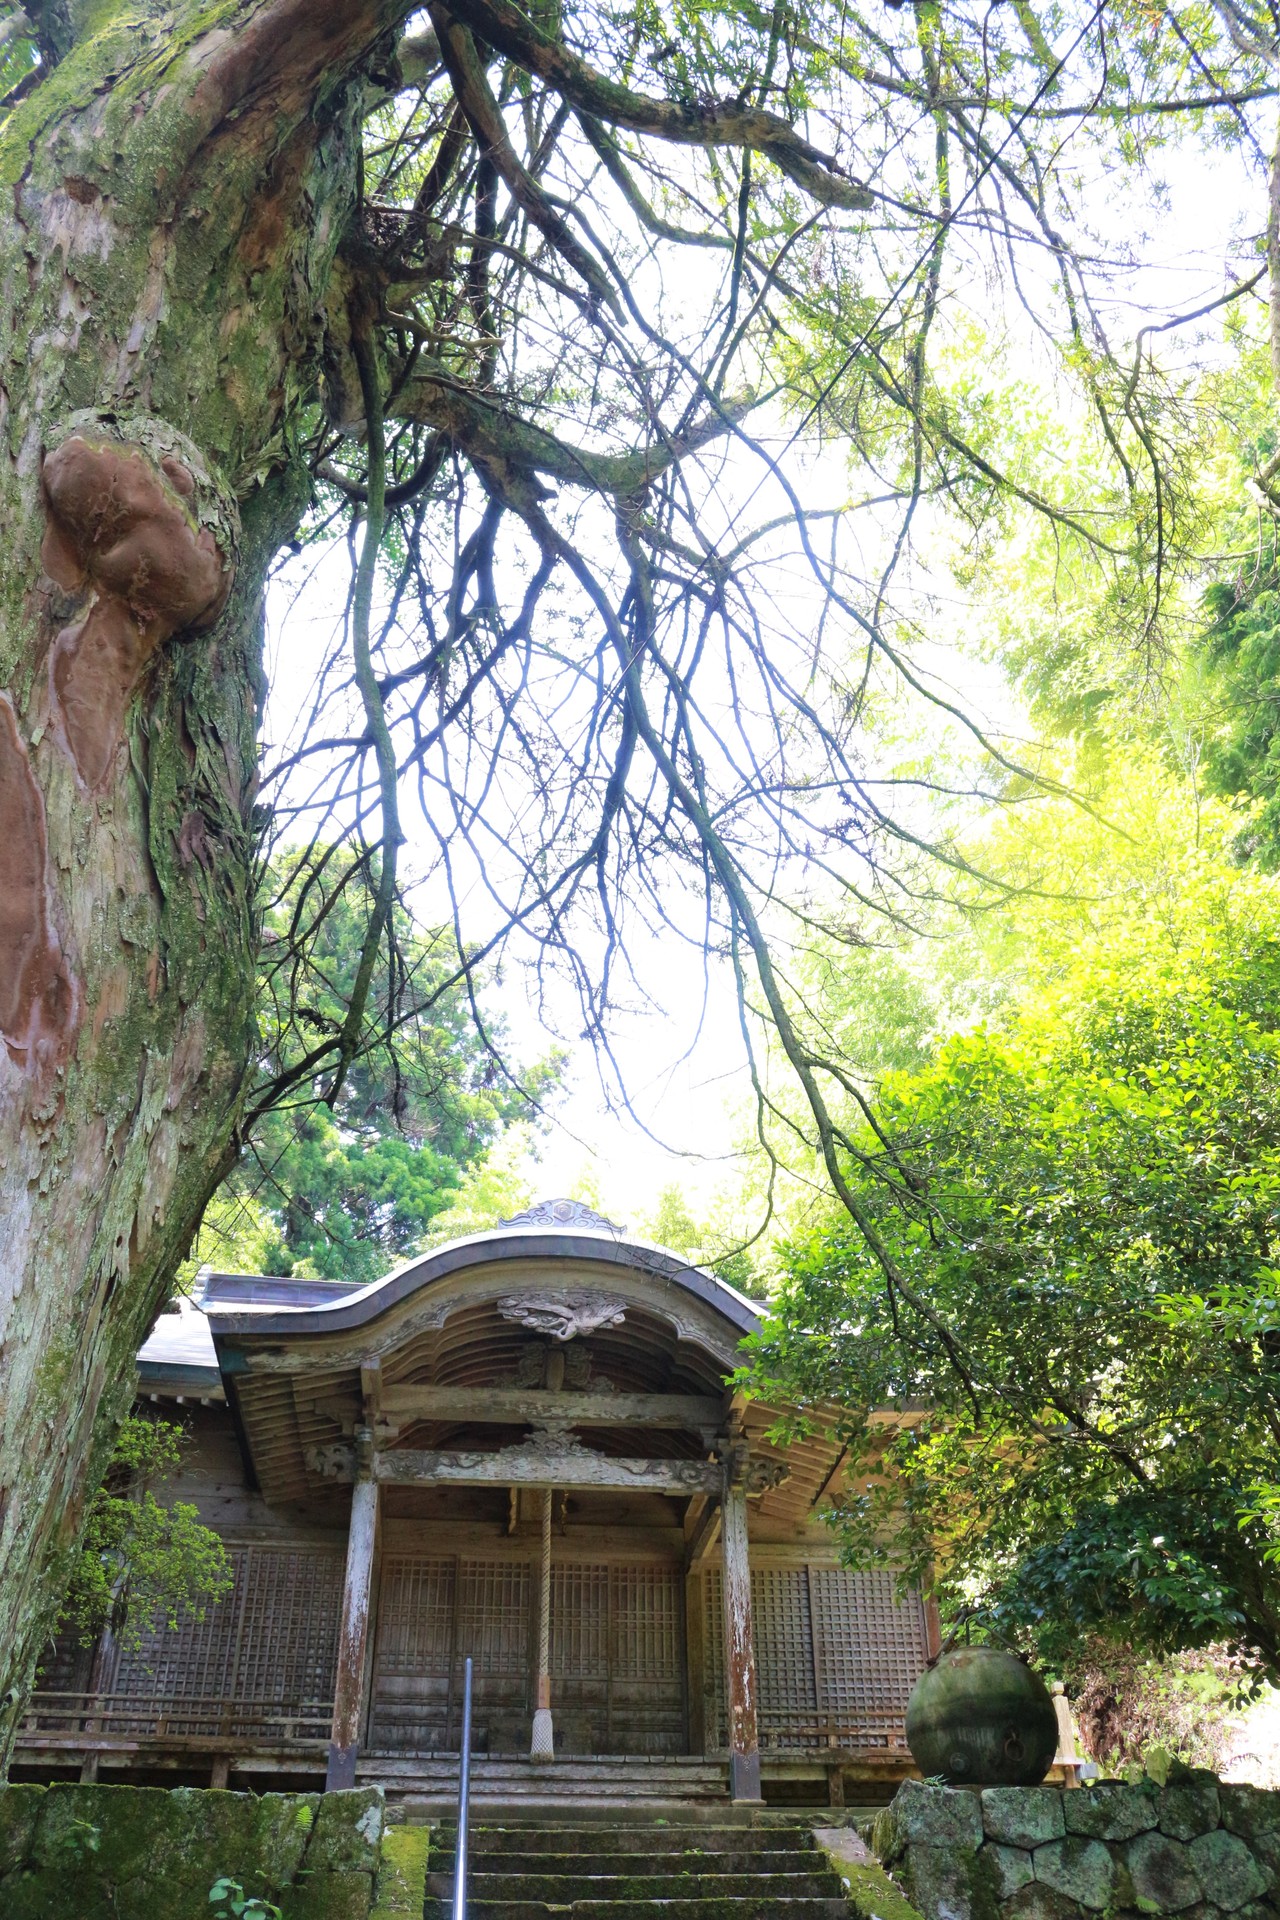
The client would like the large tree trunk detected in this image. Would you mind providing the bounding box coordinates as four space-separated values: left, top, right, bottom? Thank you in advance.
0 0 397 1762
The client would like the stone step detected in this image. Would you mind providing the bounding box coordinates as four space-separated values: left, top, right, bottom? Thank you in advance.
433 1851 824 1879
438 1827 817 1856
439 1872 845 1901
372 1763 730 1802
371 1758 727 1778
426 1902 852 1920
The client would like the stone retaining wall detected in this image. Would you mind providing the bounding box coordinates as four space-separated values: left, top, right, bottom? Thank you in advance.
0 1782 385 1919
872 1772 1280 1920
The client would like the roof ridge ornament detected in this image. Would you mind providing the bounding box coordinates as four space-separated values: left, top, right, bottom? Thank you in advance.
499 1197 623 1232
497 1289 627 1342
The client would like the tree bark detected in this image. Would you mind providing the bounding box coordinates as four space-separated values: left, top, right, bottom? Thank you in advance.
0 0 402 1763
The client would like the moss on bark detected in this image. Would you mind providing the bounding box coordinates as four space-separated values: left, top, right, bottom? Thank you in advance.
0 0 400 1765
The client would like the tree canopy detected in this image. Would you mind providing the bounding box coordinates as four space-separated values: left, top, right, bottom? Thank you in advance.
206 847 562 1280
747 798 1280 1680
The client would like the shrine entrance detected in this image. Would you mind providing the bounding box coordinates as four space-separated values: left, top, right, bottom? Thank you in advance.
367 1545 687 1758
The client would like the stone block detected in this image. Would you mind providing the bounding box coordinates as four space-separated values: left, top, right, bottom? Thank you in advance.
0 1785 44 1874
128 1786 255 1893
989 1844 1035 1899
246 1793 319 1888
1126 1830 1202 1912
983 1789 1066 1849
878 1782 984 1856
1190 1830 1270 1911
1065 1783 1159 1842
903 1842 976 1920
305 1789 384 1873
1034 1837 1116 1911
1222 1790 1280 1842
371 1826 431 1920
1007 1881 1085 1920
284 1868 375 1920
1254 1834 1280 1879
872 1807 903 1864
35 1783 167 1878
1 1864 113 1920
1162 1782 1222 1842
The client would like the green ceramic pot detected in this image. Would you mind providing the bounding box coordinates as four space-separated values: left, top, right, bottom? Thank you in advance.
905 1646 1058 1786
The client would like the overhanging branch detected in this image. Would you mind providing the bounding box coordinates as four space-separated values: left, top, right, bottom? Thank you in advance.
392 363 755 493
440 0 874 210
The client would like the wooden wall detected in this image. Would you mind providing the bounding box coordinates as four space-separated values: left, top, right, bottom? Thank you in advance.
43 1402 927 1764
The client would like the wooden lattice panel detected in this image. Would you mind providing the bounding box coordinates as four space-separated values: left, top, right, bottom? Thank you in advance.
113 1557 245 1702
367 1550 684 1757
752 1565 820 1748
608 1563 685 1755
702 1561 927 1752
233 1550 346 1703
369 1555 457 1753
455 1557 532 1753
459 1558 531 1675
552 1565 609 1679
551 1563 610 1752
110 1543 343 1736
811 1565 928 1748
611 1565 680 1683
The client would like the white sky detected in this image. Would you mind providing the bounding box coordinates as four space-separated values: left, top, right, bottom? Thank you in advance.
260 104 1269 1234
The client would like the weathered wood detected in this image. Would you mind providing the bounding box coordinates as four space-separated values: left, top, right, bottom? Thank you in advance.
360 1358 384 1430
379 1385 723 1429
326 1442 379 1792
685 1565 707 1753
308 1437 722 1493
684 1494 722 1564
924 1589 943 1660
720 1478 761 1801
380 1444 721 1494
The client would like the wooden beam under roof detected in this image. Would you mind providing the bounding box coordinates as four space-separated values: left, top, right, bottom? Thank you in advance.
377 1384 724 1429
306 1438 722 1495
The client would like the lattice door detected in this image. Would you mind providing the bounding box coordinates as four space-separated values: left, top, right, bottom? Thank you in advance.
753 1566 819 1748
608 1563 685 1754
811 1566 928 1750
369 1555 457 1753
551 1562 609 1753
234 1550 347 1705
367 1552 685 1756
451 1558 532 1752
702 1561 928 1753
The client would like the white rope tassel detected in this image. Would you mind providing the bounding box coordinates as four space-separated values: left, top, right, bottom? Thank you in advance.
531 1487 555 1762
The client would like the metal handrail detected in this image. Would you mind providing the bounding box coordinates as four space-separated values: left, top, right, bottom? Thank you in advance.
451 1657 473 1920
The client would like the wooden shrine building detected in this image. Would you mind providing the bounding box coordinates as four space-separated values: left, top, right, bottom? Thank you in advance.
16 1201 941 1808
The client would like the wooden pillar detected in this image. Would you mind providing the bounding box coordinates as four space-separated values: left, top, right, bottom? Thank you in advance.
719 1474 761 1802
530 1487 554 1760
326 1432 379 1791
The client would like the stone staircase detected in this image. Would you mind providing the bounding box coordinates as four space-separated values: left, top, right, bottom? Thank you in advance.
366 1756 731 1818
425 1821 854 1920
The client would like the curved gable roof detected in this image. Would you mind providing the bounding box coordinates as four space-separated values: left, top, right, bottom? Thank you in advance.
206 1224 763 1348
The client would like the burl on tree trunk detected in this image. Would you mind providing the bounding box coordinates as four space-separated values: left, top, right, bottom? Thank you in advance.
0 0 399 1761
